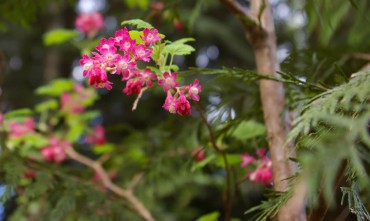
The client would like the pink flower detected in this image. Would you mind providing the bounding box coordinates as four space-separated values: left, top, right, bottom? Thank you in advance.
8 117 34 138
133 44 152 62
256 148 267 158
119 36 136 54
187 79 202 101
41 137 71 163
41 147 55 162
162 91 176 114
158 72 178 92
24 170 37 179
111 54 135 77
140 68 157 87
173 18 185 31
141 28 162 45
61 92 85 114
80 54 97 77
75 12 104 38
114 27 130 46
192 146 205 161
88 69 113 90
96 38 117 66
240 153 255 167
86 125 106 145
240 148 273 186
96 38 116 54
123 78 143 95
248 159 273 185
175 94 191 116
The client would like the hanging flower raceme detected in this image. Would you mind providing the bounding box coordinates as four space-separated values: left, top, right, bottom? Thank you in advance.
75 12 104 38
240 148 273 186
86 125 106 145
80 24 201 116
41 137 71 164
8 117 35 138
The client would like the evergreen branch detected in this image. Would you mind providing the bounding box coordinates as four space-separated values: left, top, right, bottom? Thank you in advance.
341 183 370 221
245 190 293 221
188 67 328 91
64 147 155 221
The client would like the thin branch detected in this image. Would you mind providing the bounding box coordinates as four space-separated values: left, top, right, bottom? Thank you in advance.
65 147 155 221
128 173 144 190
350 53 370 61
192 102 233 221
97 153 111 164
192 102 222 153
132 87 148 111
219 0 258 27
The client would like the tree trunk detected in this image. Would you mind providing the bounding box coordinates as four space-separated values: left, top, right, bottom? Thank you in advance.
220 0 307 220
248 1 306 220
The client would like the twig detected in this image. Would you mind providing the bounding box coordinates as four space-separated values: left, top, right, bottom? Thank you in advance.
350 53 370 61
219 0 258 27
65 147 155 221
97 153 111 164
192 102 222 153
192 102 233 221
132 87 148 111
128 173 144 190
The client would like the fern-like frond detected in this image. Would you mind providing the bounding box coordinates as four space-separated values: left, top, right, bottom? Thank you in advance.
244 190 292 221
341 182 370 221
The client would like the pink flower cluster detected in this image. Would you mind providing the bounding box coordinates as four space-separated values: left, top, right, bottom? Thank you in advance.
160 74 201 116
75 12 104 38
86 125 106 145
80 27 161 92
240 148 273 186
41 137 71 163
80 26 202 116
8 117 35 138
61 84 93 114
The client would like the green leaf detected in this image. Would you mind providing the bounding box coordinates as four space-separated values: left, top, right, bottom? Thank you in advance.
151 43 165 64
137 0 149 9
35 100 59 113
171 38 195 45
121 19 153 29
35 79 74 96
215 154 241 167
5 109 33 119
163 44 195 56
124 0 149 9
230 120 266 141
196 211 220 221
43 29 79 46
66 121 84 142
163 64 179 72
162 38 196 56
191 154 216 172
129 30 145 44
93 143 115 154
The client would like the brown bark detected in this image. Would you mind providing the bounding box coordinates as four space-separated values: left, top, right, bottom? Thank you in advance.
65 147 155 221
220 0 306 220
